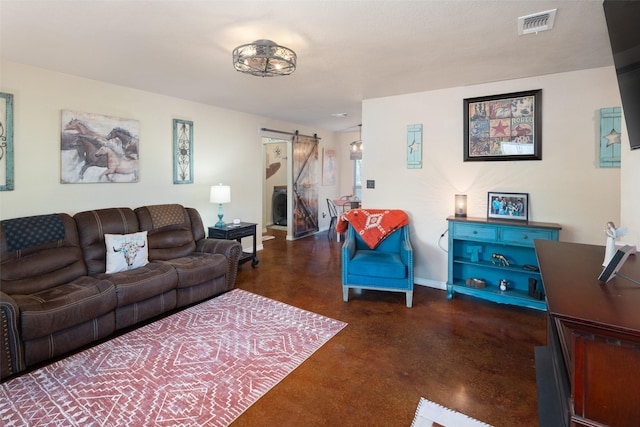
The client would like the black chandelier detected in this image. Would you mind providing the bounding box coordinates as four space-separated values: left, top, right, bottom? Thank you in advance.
232 39 297 77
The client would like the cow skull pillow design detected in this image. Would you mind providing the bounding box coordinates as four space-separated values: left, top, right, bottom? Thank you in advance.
104 231 149 274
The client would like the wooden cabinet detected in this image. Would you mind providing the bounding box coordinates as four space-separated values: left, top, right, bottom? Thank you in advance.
534 240 640 427
446 216 560 310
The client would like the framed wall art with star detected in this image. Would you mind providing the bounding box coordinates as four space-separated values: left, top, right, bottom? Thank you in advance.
599 107 621 168
407 124 422 169
463 89 541 161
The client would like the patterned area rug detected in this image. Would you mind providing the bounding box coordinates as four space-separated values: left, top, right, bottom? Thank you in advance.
1 289 347 426
411 398 493 427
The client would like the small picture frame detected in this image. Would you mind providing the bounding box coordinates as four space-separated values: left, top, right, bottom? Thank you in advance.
598 245 634 283
464 89 541 161
487 191 529 222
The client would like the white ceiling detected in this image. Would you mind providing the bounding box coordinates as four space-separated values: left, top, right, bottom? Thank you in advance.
0 0 613 132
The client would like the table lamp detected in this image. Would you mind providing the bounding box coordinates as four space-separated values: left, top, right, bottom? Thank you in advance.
455 194 467 218
210 184 231 227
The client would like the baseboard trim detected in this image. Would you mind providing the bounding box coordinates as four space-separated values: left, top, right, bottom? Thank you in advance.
415 277 446 290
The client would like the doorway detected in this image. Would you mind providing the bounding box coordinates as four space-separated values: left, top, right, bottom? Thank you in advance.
262 138 291 237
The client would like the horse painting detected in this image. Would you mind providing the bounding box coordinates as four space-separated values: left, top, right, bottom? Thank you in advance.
106 127 139 159
70 135 108 180
64 119 109 143
61 110 140 183
95 145 138 182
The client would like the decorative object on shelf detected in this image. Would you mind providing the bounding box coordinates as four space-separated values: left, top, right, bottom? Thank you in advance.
0 92 13 191
466 278 486 288
61 110 139 184
455 194 467 218
173 119 193 184
491 253 509 266
464 89 541 161
599 107 621 168
487 191 528 222
407 124 422 169
350 124 363 160
467 245 482 262
527 278 544 300
232 39 296 77
499 279 509 291
210 184 231 227
603 220 628 266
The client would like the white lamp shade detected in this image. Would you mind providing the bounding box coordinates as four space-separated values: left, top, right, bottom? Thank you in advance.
210 185 231 204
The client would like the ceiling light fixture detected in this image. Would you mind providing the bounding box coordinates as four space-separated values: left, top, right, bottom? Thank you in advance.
232 39 297 77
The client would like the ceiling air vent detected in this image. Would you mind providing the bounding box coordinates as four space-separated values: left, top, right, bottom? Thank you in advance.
518 9 557 35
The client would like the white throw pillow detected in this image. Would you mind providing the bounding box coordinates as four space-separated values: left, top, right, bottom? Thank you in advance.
104 231 149 274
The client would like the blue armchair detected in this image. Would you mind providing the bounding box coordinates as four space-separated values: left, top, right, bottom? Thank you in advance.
341 223 414 307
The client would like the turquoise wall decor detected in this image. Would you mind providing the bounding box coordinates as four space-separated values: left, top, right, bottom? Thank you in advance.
599 107 621 168
407 124 422 169
173 119 194 184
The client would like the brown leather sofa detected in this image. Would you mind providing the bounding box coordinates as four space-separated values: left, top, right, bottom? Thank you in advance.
0 204 242 380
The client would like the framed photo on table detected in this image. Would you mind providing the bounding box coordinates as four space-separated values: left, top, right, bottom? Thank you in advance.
487 191 529 222
464 89 541 161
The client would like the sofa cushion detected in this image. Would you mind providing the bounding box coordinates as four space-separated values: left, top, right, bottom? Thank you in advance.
1 213 88 295
105 231 149 273
96 261 177 306
74 208 140 275
114 290 177 330
160 253 228 288
135 204 197 260
146 204 186 229
12 277 116 341
1 214 65 252
349 250 407 279
24 312 115 367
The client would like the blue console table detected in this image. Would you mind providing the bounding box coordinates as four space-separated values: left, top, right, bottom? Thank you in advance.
446 216 560 310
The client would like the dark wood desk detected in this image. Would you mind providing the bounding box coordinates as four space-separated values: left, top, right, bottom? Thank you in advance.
534 240 640 427
208 222 259 268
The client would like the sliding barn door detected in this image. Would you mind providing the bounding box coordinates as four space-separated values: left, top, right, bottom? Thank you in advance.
292 133 319 238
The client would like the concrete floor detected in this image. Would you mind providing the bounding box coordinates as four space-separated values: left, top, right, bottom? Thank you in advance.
232 229 546 426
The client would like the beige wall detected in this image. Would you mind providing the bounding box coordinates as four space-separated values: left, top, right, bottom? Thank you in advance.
2 61 637 288
362 66 626 287
0 61 340 247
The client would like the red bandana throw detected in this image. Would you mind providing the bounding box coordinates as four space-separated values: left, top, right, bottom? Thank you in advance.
336 209 409 249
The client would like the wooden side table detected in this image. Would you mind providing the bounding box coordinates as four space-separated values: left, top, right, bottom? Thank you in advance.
208 222 259 268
